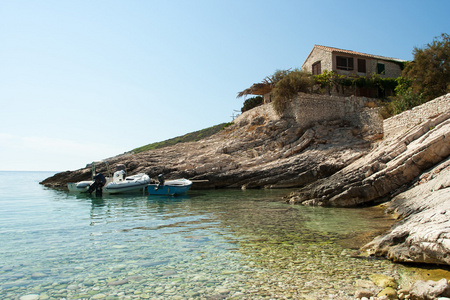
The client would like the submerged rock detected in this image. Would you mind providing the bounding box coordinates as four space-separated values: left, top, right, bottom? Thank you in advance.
369 274 398 289
107 279 128 286
377 286 398 300
19 295 39 300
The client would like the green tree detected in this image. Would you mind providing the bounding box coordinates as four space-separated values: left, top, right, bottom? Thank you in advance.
403 33 450 101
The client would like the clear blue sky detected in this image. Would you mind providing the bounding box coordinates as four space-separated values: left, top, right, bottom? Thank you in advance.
1 0 448 171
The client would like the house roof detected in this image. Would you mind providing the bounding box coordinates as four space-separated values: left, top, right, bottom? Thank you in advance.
302 44 406 68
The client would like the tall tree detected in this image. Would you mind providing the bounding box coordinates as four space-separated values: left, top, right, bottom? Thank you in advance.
403 33 450 101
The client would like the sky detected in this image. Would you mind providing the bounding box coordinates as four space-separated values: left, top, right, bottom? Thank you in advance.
0 0 449 171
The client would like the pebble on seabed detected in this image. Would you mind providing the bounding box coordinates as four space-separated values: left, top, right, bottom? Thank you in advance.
19 295 39 300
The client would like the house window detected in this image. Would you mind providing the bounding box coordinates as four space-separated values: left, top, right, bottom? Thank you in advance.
357 59 366 73
312 61 321 75
336 56 354 70
377 63 385 74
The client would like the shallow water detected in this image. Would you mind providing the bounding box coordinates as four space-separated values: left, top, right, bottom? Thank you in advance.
0 171 433 299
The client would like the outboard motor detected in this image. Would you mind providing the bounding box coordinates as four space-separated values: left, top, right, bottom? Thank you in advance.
155 174 165 190
88 173 107 196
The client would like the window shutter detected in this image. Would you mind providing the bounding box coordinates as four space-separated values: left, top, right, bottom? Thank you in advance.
348 58 354 70
377 63 385 74
312 61 321 75
358 59 366 73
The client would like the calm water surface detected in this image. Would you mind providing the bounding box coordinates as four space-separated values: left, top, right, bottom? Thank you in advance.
0 171 408 299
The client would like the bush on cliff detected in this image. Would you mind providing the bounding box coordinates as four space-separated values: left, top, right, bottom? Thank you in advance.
389 76 425 115
272 69 315 114
241 96 263 113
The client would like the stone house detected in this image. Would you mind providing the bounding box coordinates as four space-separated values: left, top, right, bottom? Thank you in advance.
302 45 406 97
238 45 407 102
302 45 405 78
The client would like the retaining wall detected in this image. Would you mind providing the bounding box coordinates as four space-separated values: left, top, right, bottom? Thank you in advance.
287 93 383 136
236 93 384 137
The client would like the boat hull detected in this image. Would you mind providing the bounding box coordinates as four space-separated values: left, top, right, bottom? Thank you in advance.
147 179 192 196
105 174 150 194
105 182 149 194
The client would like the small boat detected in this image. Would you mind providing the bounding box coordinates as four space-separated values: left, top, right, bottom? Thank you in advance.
105 171 150 194
67 180 94 192
68 162 150 195
67 161 111 193
148 177 192 196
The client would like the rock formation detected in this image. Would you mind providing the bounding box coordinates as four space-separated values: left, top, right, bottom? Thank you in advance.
41 93 380 190
409 278 450 300
361 158 450 265
286 95 450 207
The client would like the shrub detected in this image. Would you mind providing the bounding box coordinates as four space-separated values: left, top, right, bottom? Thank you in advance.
314 70 347 94
241 96 263 113
390 87 425 115
272 69 314 114
222 122 234 129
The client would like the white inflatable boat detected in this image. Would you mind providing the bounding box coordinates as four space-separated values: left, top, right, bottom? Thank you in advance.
104 171 150 194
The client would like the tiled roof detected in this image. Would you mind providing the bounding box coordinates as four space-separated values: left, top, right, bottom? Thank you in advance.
314 45 406 62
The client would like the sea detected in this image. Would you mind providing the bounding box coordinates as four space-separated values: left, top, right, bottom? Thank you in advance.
0 171 420 299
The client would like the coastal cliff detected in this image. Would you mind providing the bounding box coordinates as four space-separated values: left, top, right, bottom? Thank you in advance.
41 93 450 266
41 93 382 190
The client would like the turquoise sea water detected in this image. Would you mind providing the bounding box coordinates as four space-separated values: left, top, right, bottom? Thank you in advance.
0 171 403 299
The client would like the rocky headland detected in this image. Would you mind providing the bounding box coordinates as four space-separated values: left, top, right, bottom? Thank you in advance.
42 93 450 270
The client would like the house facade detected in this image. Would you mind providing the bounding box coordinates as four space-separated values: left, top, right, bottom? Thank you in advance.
238 45 407 102
302 45 406 78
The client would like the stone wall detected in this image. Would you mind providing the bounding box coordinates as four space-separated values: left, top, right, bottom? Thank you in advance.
286 93 383 136
384 93 450 139
243 93 450 142
236 93 384 138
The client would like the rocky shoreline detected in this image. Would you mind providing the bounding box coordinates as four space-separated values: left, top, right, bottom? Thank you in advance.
41 93 450 298
285 94 450 267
